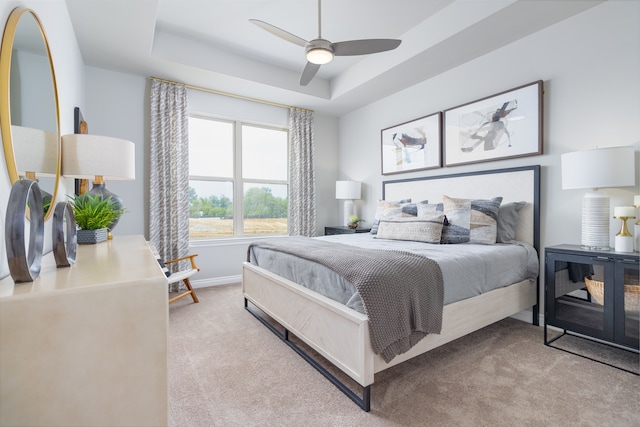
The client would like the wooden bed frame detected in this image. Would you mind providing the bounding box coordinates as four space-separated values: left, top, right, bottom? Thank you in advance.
242 165 540 411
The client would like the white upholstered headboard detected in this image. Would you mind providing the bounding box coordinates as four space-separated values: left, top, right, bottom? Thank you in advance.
382 165 540 250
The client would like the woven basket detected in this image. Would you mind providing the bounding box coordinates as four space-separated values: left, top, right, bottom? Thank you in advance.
584 273 640 312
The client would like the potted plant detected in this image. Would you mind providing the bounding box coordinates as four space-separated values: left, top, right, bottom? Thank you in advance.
69 193 124 244
348 214 364 229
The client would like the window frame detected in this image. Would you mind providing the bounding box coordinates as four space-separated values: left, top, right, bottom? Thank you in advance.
188 112 289 240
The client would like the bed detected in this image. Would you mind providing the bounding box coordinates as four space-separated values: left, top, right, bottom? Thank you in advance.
242 165 540 411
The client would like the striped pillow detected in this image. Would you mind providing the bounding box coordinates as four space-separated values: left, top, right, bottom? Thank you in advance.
375 214 444 243
441 195 503 244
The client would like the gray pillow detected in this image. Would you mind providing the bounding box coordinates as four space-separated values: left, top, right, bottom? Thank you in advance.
496 201 526 243
441 195 503 244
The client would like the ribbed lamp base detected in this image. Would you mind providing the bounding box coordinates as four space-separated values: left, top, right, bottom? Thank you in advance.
581 191 610 250
343 199 354 227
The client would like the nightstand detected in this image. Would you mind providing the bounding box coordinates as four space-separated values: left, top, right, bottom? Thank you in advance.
544 245 639 371
324 226 371 235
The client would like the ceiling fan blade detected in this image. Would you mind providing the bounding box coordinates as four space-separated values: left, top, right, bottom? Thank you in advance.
300 62 321 86
333 39 401 56
249 19 308 47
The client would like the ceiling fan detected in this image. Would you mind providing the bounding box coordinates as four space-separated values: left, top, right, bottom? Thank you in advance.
250 0 402 86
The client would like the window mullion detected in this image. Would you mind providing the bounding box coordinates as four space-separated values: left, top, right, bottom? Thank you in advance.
234 122 243 236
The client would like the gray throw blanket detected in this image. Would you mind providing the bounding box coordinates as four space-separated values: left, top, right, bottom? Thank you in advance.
248 237 444 362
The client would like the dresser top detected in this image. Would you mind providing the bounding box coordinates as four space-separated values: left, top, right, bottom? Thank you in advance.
0 235 167 298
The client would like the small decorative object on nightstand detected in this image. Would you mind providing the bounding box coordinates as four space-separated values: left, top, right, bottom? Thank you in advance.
347 214 364 229
613 206 635 253
325 226 371 235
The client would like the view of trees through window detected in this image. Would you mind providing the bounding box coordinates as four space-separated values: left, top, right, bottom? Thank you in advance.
188 115 289 239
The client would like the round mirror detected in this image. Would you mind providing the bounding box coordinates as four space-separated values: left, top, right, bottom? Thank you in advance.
0 7 60 221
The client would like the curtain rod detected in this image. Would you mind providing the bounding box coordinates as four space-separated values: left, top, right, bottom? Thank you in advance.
149 76 313 113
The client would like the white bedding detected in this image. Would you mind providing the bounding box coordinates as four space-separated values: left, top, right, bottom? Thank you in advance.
248 233 539 314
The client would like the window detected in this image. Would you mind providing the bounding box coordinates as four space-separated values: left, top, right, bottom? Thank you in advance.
188 114 288 239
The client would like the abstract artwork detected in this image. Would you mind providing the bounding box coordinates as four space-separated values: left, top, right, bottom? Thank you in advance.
443 81 542 167
381 112 441 175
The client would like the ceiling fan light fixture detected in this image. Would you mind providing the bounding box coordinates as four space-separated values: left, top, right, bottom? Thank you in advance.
306 47 333 65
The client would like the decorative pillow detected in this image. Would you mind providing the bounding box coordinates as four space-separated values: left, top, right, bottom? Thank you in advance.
496 201 526 243
381 199 428 220
441 195 503 244
417 202 443 217
370 198 411 234
376 214 444 243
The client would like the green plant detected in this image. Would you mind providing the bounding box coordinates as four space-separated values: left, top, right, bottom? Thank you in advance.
69 193 124 230
348 214 363 225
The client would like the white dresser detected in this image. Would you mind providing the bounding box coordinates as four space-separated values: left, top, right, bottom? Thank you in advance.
0 235 169 427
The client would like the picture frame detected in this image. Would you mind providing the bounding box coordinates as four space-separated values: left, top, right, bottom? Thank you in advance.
443 80 542 167
73 107 89 195
381 112 442 175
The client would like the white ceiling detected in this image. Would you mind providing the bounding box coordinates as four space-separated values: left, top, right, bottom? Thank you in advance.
64 0 602 116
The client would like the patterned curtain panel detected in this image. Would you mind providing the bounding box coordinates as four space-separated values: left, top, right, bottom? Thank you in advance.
288 108 317 236
149 80 190 291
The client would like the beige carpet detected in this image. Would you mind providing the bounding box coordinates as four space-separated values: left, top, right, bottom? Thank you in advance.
169 284 640 426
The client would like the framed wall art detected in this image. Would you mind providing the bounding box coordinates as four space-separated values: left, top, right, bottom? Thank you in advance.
443 80 542 167
381 112 442 175
73 107 89 195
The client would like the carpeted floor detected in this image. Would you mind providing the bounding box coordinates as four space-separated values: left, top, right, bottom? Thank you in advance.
169 284 640 427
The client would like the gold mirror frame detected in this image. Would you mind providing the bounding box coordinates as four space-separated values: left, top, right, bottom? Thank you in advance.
0 7 61 221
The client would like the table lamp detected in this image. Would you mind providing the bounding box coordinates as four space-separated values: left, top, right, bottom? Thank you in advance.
561 145 635 250
62 134 135 233
336 180 361 227
12 125 58 178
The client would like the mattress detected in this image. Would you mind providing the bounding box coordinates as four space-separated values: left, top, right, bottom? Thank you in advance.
248 233 539 314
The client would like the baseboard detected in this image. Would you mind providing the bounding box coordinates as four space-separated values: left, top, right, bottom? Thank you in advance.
191 275 241 289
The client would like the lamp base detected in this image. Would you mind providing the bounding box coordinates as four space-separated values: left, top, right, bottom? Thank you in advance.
343 199 354 227
88 183 123 232
581 191 610 250
615 235 634 253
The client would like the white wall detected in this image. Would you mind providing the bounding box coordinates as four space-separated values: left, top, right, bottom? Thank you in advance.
0 0 85 280
338 1 639 304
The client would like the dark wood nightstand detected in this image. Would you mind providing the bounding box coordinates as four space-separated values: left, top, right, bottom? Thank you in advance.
324 226 371 235
544 245 639 372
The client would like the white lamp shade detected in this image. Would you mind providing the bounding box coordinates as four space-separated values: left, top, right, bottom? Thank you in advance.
62 134 135 180
561 145 635 190
336 181 361 200
12 125 58 176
